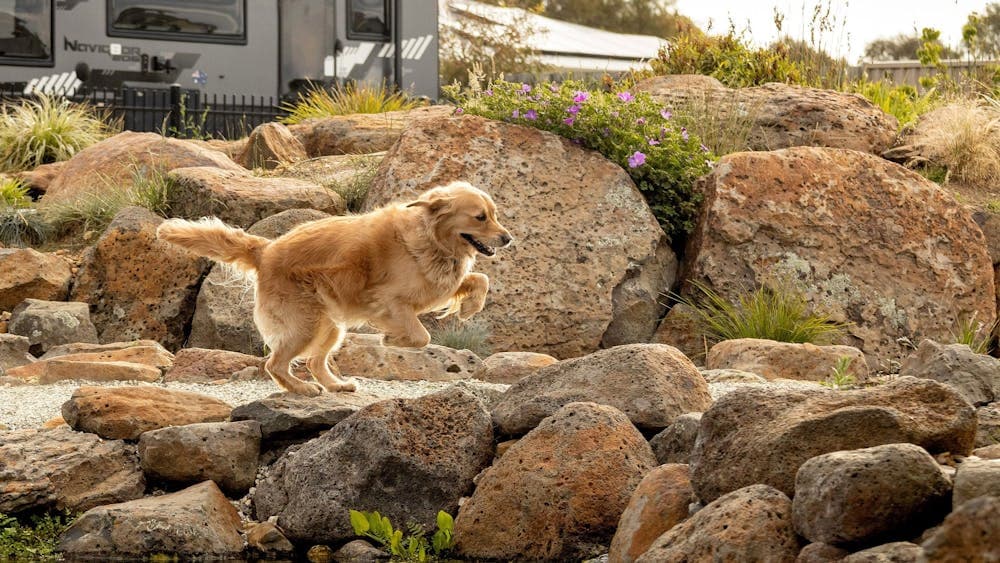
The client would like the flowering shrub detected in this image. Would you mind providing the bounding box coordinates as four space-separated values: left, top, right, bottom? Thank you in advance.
444 78 714 241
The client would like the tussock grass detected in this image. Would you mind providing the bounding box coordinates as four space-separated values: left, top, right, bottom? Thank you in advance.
0 207 50 247
280 82 422 124
951 313 997 354
671 91 762 156
430 319 492 358
0 95 116 172
908 99 1000 186
0 177 30 208
673 280 848 345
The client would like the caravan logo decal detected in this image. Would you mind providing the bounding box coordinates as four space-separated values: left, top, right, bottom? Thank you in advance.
64 37 142 62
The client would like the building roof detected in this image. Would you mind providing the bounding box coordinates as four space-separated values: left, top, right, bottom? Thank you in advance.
441 1 667 73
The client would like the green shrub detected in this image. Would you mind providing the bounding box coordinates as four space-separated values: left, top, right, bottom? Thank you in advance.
673 280 849 345
280 82 423 124
349 509 454 562
0 177 30 208
650 30 804 88
445 77 714 241
0 95 115 172
847 80 940 131
0 511 75 560
952 313 997 354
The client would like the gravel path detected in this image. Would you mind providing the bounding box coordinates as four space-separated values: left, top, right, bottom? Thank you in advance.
0 375 825 431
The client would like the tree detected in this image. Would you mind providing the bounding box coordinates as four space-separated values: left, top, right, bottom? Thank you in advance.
439 7 544 86
963 3 1000 59
478 0 699 38
863 33 961 61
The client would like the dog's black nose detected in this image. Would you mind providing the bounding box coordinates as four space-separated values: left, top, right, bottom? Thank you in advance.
500 234 512 247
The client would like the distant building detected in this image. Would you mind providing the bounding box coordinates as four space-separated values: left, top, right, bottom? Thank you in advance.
440 0 666 75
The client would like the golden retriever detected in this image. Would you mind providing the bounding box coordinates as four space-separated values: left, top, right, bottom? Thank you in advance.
157 181 512 396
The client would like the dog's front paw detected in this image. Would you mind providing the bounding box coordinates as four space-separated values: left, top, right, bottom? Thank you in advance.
459 294 487 320
289 380 324 397
383 333 431 348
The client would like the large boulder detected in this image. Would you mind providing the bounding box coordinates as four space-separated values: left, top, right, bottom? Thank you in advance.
476 351 558 384
683 147 995 364
899 339 1000 406
0 248 72 311
167 167 344 228
952 458 1000 508
287 106 451 156
62 385 232 440
69 207 209 351
364 114 677 358
609 464 694 563
690 376 976 503
188 208 330 354
58 481 244 559
706 338 869 383
43 131 243 204
0 427 145 514
920 496 1000 561
977 403 1000 447
253 388 493 543
138 421 261 494
791 443 951 547
333 333 484 381
454 402 657 561
231 391 380 442
8 299 99 356
635 484 801 562
163 347 262 383
492 344 712 435
636 78 898 154
235 122 307 170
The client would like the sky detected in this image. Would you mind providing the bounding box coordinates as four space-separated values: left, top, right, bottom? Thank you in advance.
672 0 994 62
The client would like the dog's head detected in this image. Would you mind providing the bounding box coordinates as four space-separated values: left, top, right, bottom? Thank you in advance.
408 181 513 257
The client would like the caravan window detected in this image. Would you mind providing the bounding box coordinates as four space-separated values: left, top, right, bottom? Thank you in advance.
108 0 246 44
347 0 389 41
0 0 54 66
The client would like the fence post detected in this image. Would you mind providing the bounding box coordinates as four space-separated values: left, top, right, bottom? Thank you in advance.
168 84 182 137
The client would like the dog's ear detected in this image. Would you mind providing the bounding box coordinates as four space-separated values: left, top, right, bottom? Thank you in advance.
406 193 455 215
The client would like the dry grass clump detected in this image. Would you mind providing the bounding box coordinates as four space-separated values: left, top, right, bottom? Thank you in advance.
908 99 1000 186
0 95 116 172
280 82 422 125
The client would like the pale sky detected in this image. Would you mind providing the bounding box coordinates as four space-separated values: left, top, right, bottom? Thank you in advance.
672 0 995 62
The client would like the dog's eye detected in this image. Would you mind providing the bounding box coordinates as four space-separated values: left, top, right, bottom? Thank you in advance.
475 213 487 222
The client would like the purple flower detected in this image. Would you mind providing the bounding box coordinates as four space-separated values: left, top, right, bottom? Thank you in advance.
660 109 672 119
573 91 589 103
521 83 532 94
484 89 493 96
700 144 710 153
602 127 611 136
636 117 646 125
567 104 581 115
563 117 575 126
524 109 538 120
512 109 520 118
617 91 634 102
648 138 660 146
549 84 559 93
628 151 646 168
455 107 464 115
681 127 689 141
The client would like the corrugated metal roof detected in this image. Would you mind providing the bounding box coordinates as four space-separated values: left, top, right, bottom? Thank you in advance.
441 0 667 71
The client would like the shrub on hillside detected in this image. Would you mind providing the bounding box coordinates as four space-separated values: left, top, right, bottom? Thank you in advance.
0 95 115 173
650 31 805 88
445 76 714 241
847 80 940 131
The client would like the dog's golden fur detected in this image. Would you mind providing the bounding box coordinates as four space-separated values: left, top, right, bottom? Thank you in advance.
157 181 512 396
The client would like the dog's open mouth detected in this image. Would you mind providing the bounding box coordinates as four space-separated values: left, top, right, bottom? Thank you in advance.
461 233 495 256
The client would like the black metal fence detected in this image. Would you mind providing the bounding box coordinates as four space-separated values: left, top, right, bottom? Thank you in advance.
0 83 287 139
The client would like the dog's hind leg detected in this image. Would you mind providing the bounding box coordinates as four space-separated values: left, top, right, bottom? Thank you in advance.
306 320 356 393
264 333 324 397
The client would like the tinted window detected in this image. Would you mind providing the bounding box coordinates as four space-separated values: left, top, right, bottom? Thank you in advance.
109 0 245 44
348 0 388 40
0 0 53 64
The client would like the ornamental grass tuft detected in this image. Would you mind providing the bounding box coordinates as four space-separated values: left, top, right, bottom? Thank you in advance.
280 82 423 124
0 95 115 173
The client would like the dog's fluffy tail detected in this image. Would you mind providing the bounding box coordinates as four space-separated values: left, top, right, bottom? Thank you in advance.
157 217 269 272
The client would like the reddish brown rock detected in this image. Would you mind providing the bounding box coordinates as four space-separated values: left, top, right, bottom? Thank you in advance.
0 248 72 310
236 122 307 170
35 360 161 384
684 147 994 364
454 402 657 561
163 347 263 383
364 114 676 358
167 166 344 228
58 481 244 558
9 343 173 381
43 131 243 204
14 160 65 194
333 333 483 381
706 338 869 383
61 385 232 440
0 426 145 514
636 484 801 562
609 464 694 563
690 377 976 503
138 421 261 494
69 207 209 351
288 106 450 156
477 351 558 385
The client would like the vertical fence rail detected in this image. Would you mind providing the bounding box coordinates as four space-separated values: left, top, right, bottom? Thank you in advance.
0 82 288 139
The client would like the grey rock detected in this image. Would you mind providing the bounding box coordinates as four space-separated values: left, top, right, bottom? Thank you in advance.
920 496 1000 561
952 458 1000 508
231 391 380 441
976 403 1000 447
0 333 33 372
900 339 1000 406
9 299 98 356
650 412 703 465
842 542 922 562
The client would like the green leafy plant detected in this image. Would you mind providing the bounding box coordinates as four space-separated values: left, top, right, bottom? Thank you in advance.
445 76 714 241
430 319 492 358
280 82 422 124
162 93 213 140
673 280 848 345
0 177 30 208
349 510 454 562
0 95 116 172
847 80 940 131
650 29 805 88
0 511 75 560
820 356 857 389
